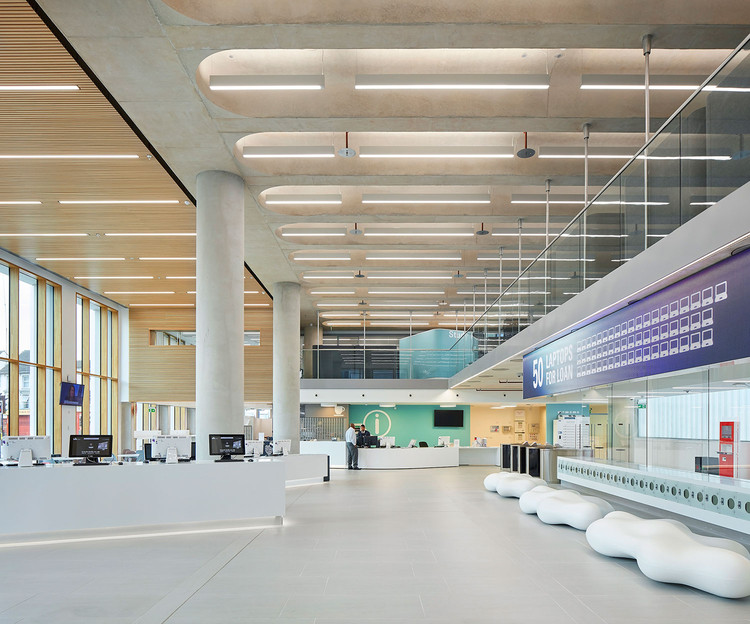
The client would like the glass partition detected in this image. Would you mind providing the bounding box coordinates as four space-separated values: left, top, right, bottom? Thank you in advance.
450 35 750 359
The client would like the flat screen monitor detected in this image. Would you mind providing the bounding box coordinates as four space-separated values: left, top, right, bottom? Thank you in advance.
437 435 452 447
150 435 192 460
0 435 51 462
364 435 379 448
209 434 245 461
69 435 113 464
60 382 85 406
273 439 292 455
434 409 464 428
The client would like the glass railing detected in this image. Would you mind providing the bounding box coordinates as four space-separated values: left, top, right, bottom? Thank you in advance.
302 347 478 380
449 33 750 358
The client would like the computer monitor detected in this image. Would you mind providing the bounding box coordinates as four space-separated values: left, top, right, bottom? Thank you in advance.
273 439 292 455
380 436 395 448
69 435 113 464
208 434 245 462
245 440 264 458
59 382 85 407
0 435 51 464
408 439 417 448
437 436 451 447
150 435 192 460
364 435 379 448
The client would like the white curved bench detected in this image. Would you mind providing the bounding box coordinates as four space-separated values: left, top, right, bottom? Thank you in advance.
586 511 750 599
519 486 613 530
483 472 502 492
494 473 547 498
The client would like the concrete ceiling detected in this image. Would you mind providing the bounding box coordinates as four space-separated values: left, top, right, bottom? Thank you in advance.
22 0 750 388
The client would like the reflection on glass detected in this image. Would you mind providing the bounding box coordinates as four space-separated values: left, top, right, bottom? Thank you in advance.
76 297 83 371
90 302 101 375
89 376 100 435
19 364 37 436
46 368 54 448
19 272 37 364
46 284 54 366
0 361 9 437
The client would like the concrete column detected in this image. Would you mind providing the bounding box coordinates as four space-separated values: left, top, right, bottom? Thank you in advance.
195 170 245 460
273 282 301 453
302 323 323 378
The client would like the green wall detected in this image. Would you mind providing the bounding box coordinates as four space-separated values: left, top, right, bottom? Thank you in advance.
545 403 590 443
348 404 470 446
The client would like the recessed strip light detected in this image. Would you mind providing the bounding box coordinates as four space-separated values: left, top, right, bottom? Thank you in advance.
74 276 153 280
368 290 444 295
244 303 270 307
369 321 430 326
295 254 351 261
365 227 475 237
304 274 355 279
244 290 259 294
0 85 79 91
104 291 175 294
282 228 347 237
511 194 584 205
359 146 514 159
0 200 41 205
366 273 454 280
362 193 490 204
36 257 125 261
369 303 439 308
580 74 704 90
209 74 325 91
368 313 434 318
265 194 342 205
365 255 461 261
355 74 549 90
130 303 194 307
324 322 362 327
538 147 634 159
105 233 196 237
320 312 362 318
59 200 180 205
310 290 356 295
316 303 360 307
703 85 750 93
0 154 138 159
0 233 87 237
139 257 196 261
243 146 335 158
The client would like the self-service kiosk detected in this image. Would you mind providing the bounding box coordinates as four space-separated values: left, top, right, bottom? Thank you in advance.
718 421 739 478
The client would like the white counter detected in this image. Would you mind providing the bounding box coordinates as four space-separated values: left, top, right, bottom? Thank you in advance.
262 453 329 485
300 440 347 468
0 460 285 537
358 446 459 469
458 446 501 466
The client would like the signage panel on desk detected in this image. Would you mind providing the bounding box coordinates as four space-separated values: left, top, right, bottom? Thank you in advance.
523 249 750 398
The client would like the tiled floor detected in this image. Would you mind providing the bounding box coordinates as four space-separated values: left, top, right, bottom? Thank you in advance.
1 466 749 623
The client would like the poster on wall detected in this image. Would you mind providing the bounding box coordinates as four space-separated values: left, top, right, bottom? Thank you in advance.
523 248 750 398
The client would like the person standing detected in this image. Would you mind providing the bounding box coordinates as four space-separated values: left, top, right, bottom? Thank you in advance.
345 423 360 470
357 424 370 447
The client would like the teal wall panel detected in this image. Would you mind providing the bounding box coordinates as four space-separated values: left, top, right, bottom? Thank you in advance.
348 404 470 447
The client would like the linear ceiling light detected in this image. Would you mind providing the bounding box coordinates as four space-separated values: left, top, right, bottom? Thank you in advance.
538 147 635 159
105 232 196 237
244 303 270 307
58 200 180 205
366 254 461 261
130 303 194 307
0 154 138 159
355 74 549 90
310 290 356 295
369 322 430 326
359 146 514 158
580 75 704 90
295 254 351 261
368 313 434 318
316 303 359 307
0 200 41 205
362 193 490 204
366 273 454 280
209 75 324 91
304 274 355 279
369 303 439 307
319 312 362 318
36 257 124 261
104 291 175 294
364 227 475 237
243 146 335 158
0 232 87 237
281 228 347 237
511 194 584 205
244 291 259 294
324 322 362 327
74 276 153 280
0 85 79 91
368 290 445 295
265 194 342 205
139 257 196 261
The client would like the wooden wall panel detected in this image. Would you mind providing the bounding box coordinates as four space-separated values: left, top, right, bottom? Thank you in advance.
129 307 273 403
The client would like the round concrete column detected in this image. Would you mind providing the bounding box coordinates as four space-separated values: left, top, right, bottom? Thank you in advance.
195 170 245 460
273 282 301 453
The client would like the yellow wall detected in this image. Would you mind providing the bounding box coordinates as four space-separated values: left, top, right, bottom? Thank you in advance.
470 404 546 446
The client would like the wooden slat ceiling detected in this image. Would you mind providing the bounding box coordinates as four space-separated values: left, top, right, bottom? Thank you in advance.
0 0 270 309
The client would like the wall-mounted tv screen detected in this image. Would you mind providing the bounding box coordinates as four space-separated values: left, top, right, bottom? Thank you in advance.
434 409 463 427
60 382 85 406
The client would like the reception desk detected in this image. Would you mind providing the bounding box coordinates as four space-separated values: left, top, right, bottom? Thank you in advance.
0 460 286 537
358 446 459 469
301 441 459 469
